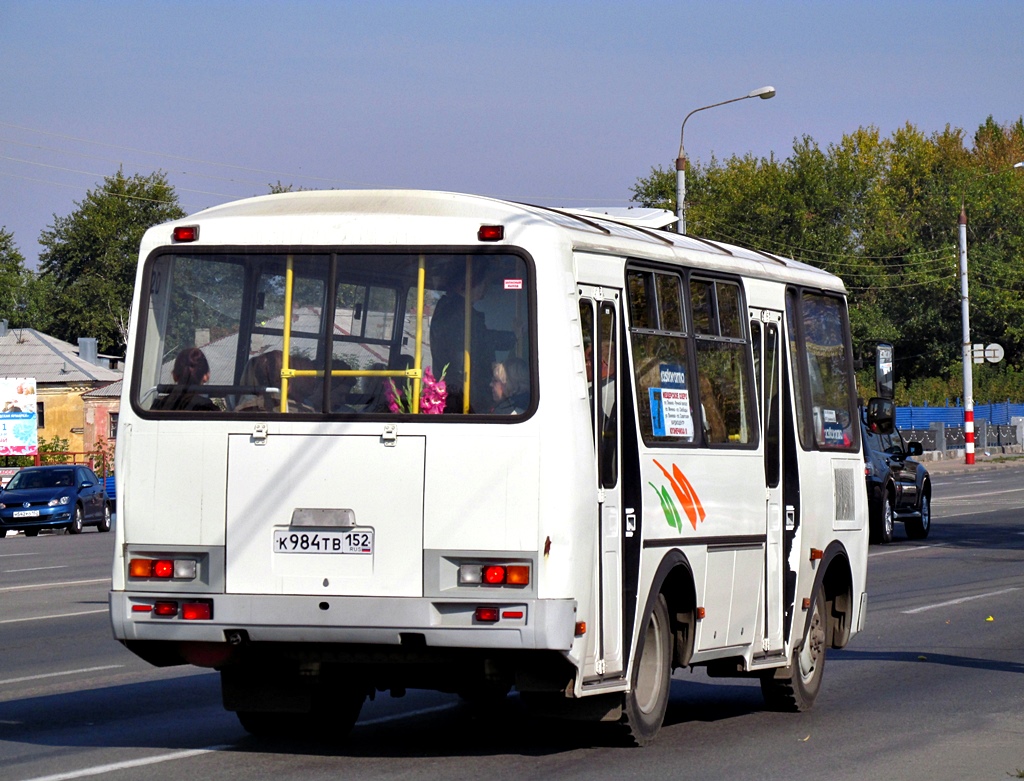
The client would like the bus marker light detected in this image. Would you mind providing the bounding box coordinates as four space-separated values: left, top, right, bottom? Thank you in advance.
483 565 506 584
575 621 586 636
502 610 524 620
153 601 178 617
506 565 530 585
474 607 499 623
695 607 706 619
802 598 811 610
810 548 824 561
131 604 152 613
129 559 153 578
173 225 199 242
477 225 504 242
458 565 483 584
183 601 213 620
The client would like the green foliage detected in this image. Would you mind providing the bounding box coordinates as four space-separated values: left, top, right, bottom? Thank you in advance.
38 169 185 353
632 118 1024 397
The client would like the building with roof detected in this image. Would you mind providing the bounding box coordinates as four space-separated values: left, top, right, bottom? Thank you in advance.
0 320 122 456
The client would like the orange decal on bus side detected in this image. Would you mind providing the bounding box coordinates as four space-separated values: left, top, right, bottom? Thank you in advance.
652 460 707 531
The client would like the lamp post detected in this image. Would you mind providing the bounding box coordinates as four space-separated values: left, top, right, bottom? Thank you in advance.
958 161 1024 464
675 86 776 234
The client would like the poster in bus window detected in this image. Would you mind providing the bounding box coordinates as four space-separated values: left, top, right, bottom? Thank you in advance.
649 364 693 439
0 378 38 456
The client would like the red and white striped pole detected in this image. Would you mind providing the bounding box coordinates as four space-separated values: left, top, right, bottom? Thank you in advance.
959 206 975 465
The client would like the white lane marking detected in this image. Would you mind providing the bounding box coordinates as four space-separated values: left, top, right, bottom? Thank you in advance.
0 665 124 686
0 609 108 625
937 487 1024 501
15 704 461 781
902 587 1021 615
0 552 39 558
17 745 233 781
869 543 949 557
357 702 459 726
5 565 69 574
0 578 108 593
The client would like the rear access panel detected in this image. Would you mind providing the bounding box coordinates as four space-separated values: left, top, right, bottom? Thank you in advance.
226 433 425 597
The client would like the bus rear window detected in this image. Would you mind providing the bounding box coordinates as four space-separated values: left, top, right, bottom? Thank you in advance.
134 251 532 418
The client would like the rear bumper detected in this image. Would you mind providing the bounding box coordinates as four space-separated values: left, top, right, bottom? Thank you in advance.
110 591 577 652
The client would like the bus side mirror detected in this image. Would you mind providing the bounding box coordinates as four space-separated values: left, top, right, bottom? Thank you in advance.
865 397 895 435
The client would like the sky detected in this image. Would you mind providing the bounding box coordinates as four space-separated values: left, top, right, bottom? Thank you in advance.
2 0 1023 269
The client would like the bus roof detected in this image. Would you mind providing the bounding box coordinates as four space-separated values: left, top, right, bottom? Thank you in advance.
149 189 846 293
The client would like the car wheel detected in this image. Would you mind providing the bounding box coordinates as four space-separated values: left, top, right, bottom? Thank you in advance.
0 529 7 538
879 493 894 543
99 504 112 533
69 506 84 535
761 584 827 712
905 492 931 539
620 593 672 746
25 529 39 537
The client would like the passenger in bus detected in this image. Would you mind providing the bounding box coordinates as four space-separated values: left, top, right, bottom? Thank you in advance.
490 357 530 414
151 347 218 411
430 266 516 413
235 350 284 411
324 359 358 412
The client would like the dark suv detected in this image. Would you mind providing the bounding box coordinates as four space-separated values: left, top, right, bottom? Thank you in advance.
861 418 932 543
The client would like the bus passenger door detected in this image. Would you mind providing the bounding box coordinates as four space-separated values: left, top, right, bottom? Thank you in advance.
752 309 786 654
579 287 623 676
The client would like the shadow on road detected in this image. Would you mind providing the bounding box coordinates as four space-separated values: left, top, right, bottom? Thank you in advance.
0 673 770 757
832 648 1024 675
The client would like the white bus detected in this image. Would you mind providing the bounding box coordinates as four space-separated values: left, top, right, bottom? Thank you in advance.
110 190 872 745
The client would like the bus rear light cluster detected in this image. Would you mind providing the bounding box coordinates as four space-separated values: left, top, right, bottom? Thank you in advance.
458 563 530 587
129 558 197 580
135 599 213 620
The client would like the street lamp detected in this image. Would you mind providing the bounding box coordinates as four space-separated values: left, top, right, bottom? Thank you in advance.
675 85 776 234
958 161 1024 464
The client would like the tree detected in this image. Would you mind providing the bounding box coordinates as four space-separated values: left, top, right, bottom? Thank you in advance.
630 118 1024 398
38 170 185 353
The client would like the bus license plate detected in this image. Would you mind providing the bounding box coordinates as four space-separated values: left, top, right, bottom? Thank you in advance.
273 529 374 555
13 510 39 518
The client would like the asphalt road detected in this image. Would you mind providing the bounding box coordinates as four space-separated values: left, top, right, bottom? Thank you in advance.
1 466 1022 781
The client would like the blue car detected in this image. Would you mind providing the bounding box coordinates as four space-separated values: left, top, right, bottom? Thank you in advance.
0 465 111 537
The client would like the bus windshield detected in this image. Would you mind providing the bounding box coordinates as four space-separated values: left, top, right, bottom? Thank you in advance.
133 251 532 418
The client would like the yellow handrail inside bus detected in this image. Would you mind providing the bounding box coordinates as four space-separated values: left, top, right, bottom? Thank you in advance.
280 255 295 413
276 252 429 413
462 261 472 413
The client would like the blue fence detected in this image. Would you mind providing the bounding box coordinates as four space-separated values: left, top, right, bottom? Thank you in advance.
896 401 1024 429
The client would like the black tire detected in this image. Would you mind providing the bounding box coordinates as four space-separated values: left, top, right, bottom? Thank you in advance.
0 529 7 538
237 690 364 741
905 492 931 540
621 593 672 746
98 504 112 533
761 585 827 712
25 529 39 537
870 492 895 544
68 506 84 535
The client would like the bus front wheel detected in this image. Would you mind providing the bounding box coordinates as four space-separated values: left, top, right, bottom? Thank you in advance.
621 593 672 746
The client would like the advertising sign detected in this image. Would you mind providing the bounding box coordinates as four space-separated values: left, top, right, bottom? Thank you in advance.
0 378 38 456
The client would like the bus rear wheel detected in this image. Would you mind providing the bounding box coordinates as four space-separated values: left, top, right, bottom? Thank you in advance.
236 690 364 742
761 585 826 712
621 593 672 746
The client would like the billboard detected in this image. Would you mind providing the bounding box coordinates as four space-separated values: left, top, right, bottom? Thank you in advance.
0 378 38 456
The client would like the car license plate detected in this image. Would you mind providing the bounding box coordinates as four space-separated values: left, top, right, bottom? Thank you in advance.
13 510 39 518
273 528 373 555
